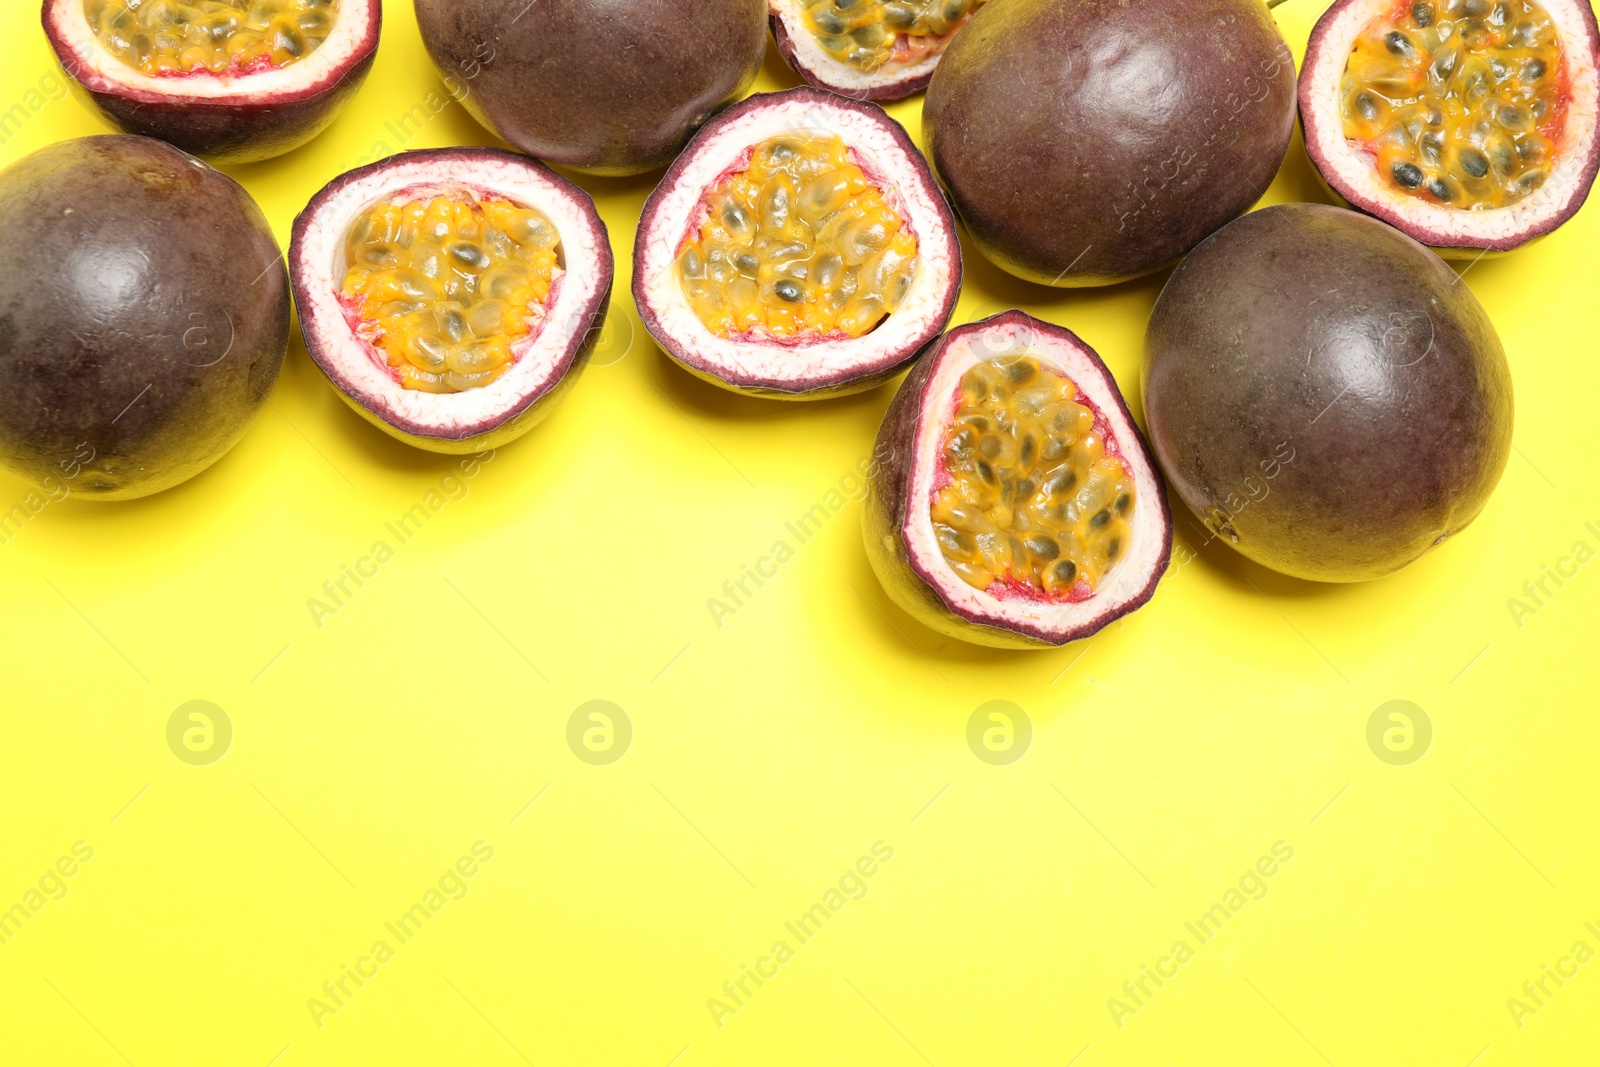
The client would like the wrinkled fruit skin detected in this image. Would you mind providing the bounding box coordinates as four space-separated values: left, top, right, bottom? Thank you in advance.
924 0 1297 287
413 0 768 176
1143 203 1512 583
43 0 381 165
0 136 288 500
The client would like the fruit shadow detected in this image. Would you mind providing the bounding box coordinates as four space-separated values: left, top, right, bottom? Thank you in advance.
760 37 808 92
639 330 896 435
1164 493 1360 604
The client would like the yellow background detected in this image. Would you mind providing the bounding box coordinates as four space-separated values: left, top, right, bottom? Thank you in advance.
2 2 1597 1064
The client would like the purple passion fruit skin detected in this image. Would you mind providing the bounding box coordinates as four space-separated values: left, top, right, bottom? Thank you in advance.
865 311 1172 649
1300 0 1600 257
924 0 1298 287
0 135 288 500
768 0 985 101
413 0 767 177
1143 203 1513 583
290 149 613 454
633 87 963 399
43 0 382 165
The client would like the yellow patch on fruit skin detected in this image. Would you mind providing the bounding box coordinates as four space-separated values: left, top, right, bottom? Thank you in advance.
1341 0 1568 210
800 0 985 73
85 0 340 77
676 134 920 342
932 356 1136 600
340 195 560 394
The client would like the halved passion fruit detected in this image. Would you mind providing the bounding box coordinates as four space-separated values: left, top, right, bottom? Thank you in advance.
634 88 961 398
864 311 1171 649
1301 0 1600 253
769 0 986 100
44 0 381 165
290 149 612 453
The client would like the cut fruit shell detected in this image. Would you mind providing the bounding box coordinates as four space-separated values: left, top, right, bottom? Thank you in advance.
633 87 962 399
864 311 1171 649
1300 0 1600 254
43 0 381 164
289 148 612 454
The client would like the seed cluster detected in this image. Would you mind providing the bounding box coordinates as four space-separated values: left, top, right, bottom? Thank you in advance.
1341 0 1566 210
341 195 560 394
800 0 984 72
85 0 339 76
932 356 1136 600
678 134 920 341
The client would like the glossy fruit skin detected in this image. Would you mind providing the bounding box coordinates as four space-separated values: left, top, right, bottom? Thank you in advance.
1143 203 1513 583
413 0 767 176
924 0 1297 287
0 136 288 500
42 0 381 165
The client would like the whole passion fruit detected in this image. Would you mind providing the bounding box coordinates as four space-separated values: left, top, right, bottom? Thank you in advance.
864 311 1171 649
769 0 987 101
290 149 613 454
1301 0 1600 254
0 136 289 501
413 0 767 177
634 88 962 398
924 0 1298 287
44 0 381 165
1144 203 1513 583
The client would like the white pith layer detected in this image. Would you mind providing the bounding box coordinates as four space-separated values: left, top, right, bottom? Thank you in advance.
1303 0 1599 246
297 154 608 435
769 0 945 92
904 319 1166 640
48 0 377 102
636 95 958 386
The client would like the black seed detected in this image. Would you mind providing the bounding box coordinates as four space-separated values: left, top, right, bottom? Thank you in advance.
1053 560 1077 583
1004 358 1037 384
735 253 759 274
813 10 845 33
884 3 917 28
1045 471 1077 495
1392 161 1425 188
1420 131 1444 163
773 280 803 303
1459 148 1490 178
448 242 490 269
1524 58 1547 81
1411 1 1433 26
1025 536 1060 561
1385 30 1413 56
1115 492 1131 515
1019 436 1036 466
1107 538 1122 561
1015 478 1035 498
1090 509 1111 529
1428 177 1453 201
976 460 995 485
722 205 751 232
1355 92 1379 121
